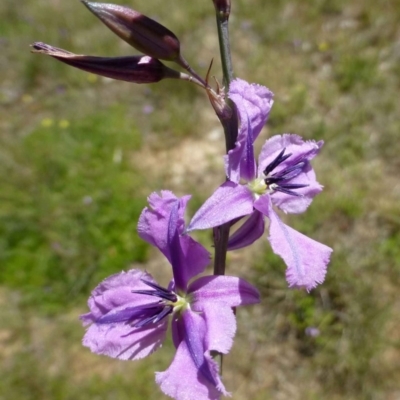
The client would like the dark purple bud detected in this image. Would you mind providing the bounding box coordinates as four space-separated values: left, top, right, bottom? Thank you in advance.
82 1 181 62
212 0 231 20
31 42 181 83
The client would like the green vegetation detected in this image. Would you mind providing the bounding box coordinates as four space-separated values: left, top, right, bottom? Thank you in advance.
1 0 400 398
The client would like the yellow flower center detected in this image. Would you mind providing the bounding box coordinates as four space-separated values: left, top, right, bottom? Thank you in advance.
248 177 267 197
172 293 191 314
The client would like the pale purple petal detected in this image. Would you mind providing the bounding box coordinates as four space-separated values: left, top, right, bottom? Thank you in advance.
82 312 168 360
80 269 168 359
167 231 210 290
225 79 274 183
138 191 210 284
167 201 195 290
229 79 274 144
138 191 190 260
188 275 260 307
227 210 265 250
231 112 257 182
179 235 210 285
157 311 228 400
258 134 323 213
255 196 332 291
192 302 236 355
187 181 254 231
156 343 225 400
81 270 157 323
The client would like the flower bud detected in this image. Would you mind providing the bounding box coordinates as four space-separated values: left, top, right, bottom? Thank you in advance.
212 0 231 20
82 1 181 62
31 42 181 83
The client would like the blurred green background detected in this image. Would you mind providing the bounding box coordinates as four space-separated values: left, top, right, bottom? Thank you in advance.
1 0 400 399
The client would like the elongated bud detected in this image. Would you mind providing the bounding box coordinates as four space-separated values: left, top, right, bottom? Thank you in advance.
212 0 231 21
31 42 182 83
82 1 181 62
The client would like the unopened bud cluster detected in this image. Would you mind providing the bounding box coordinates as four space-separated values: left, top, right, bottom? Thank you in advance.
31 1 207 87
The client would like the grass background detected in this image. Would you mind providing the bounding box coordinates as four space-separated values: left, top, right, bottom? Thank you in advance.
1 0 400 399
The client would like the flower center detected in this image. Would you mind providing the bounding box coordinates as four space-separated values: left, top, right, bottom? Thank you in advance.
248 178 268 197
123 279 189 328
172 293 190 313
261 147 309 197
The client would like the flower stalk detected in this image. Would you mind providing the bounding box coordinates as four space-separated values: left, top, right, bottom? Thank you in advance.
30 1 332 397
212 0 238 276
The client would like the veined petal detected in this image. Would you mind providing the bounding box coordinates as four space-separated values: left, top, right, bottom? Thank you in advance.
82 310 168 360
194 302 236 355
227 209 265 250
187 181 254 231
255 196 332 291
138 191 187 259
158 312 228 400
178 235 210 286
229 79 274 144
188 275 260 307
225 79 274 183
81 269 169 360
258 134 323 214
81 269 157 323
138 191 210 285
225 112 257 182
167 201 189 291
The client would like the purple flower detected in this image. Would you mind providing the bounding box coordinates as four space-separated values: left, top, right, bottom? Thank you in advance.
187 79 332 291
305 327 320 337
81 191 260 400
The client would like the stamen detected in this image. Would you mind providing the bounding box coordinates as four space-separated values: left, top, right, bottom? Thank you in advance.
263 148 292 175
132 289 177 302
152 306 173 323
97 303 160 324
263 148 309 196
272 184 308 197
132 278 178 302
134 305 173 328
271 160 306 181
97 279 178 330
140 278 172 295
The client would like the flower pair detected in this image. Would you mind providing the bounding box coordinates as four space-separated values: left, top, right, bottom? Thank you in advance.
81 78 332 400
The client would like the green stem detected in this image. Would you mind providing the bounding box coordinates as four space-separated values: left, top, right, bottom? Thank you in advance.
213 4 238 277
215 16 234 87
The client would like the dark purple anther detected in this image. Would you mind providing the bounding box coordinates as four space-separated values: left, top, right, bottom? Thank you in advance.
264 148 309 196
